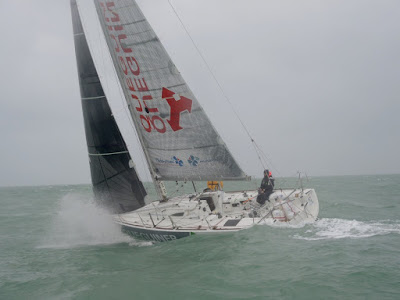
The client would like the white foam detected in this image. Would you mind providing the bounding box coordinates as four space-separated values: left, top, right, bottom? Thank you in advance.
294 218 400 241
39 193 151 249
258 218 311 229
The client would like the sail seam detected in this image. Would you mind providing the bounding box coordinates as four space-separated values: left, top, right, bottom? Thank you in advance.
89 151 129 156
125 29 152 37
93 169 129 187
148 145 220 151
119 19 147 26
127 83 186 92
125 37 158 47
140 65 169 74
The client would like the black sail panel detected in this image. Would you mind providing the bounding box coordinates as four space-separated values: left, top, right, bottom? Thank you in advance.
70 0 146 213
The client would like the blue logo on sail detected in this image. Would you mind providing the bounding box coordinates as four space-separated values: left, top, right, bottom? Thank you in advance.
188 155 199 167
173 156 184 167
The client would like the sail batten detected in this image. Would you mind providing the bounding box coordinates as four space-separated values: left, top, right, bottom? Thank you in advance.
88 151 129 156
148 144 223 151
93 0 246 181
82 96 107 100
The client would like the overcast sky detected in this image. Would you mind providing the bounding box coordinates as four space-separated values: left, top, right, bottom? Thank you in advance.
1 0 399 187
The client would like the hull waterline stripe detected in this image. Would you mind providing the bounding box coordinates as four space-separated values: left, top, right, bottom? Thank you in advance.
89 151 129 156
82 95 106 100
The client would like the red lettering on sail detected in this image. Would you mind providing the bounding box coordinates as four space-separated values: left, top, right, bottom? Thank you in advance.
140 115 152 132
119 57 140 76
119 56 128 74
100 2 119 23
110 34 120 52
150 116 166 133
126 77 136 91
118 34 132 53
126 57 140 75
143 95 158 113
131 94 142 112
140 115 166 133
106 2 120 22
99 3 110 22
162 88 192 132
108 25 123 31
135 78 148 92
98 2 194 134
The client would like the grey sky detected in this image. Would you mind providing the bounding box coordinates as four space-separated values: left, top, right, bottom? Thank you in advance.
1 0 399 187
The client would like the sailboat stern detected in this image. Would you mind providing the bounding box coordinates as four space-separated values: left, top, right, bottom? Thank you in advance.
262 188 319 225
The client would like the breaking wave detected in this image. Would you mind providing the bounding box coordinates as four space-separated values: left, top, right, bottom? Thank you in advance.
294 218 400 240
39 193 151 249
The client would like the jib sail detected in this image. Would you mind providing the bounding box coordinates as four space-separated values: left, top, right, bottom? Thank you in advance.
71 0 147 213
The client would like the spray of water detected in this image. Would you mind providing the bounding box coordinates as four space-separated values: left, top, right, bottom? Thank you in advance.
40 193 152 248
294 218 400 240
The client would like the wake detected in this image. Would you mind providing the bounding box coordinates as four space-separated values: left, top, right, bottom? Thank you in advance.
294 218 400 240
39 193 152 249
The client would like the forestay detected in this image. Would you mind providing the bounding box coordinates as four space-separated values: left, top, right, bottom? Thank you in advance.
93 0 247 181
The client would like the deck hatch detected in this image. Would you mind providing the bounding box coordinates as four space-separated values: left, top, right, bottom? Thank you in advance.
224 219 241 227
171 212 184 217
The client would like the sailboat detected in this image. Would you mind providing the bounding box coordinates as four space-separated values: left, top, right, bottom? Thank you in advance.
71 0 319 241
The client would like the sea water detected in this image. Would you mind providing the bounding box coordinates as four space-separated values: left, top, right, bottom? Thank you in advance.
0 175 399 299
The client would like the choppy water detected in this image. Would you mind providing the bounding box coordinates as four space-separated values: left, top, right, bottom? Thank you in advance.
1 175 400 299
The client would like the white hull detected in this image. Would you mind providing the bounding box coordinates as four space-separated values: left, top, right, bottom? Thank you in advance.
115 188 319 242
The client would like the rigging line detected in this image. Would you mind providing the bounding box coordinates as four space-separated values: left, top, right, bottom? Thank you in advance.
252 144 266 170
167 0 265 165
253 141 280 176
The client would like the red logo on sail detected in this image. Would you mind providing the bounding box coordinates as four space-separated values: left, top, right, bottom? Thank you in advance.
162 88 192 132
99 1 192 134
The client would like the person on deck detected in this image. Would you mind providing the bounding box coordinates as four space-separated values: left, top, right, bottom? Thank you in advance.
256 169 275 205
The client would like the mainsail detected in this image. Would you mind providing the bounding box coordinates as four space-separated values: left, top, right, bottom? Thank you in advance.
93 0 247 181
71 0 147 213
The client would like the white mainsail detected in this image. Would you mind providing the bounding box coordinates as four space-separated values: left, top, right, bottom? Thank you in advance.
92 0 247 181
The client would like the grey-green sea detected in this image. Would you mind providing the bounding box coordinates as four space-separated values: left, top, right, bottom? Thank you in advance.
1 175 400 299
